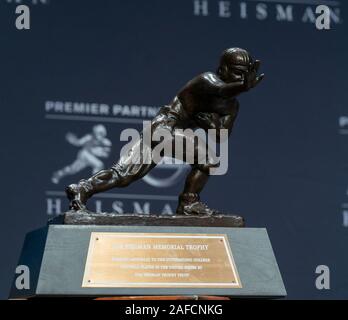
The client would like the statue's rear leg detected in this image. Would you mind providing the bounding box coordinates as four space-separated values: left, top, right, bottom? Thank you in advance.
66 137 155 211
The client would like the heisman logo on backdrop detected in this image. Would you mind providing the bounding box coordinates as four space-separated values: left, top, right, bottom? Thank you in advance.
193 0 342 26
51 125 112 185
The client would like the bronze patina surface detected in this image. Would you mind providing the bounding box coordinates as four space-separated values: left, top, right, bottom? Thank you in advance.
66 48 264 217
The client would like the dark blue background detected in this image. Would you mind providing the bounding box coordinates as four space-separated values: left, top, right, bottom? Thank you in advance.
0 0 347 299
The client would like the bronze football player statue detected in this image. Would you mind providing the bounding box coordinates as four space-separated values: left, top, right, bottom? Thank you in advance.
66 48 264 215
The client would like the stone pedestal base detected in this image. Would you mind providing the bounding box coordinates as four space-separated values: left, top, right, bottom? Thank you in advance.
10 224 286 299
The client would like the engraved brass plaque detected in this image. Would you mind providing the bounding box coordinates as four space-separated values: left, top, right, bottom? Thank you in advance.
82 232 242 288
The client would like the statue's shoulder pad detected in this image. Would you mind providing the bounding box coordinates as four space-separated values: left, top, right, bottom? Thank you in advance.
196 72 220 84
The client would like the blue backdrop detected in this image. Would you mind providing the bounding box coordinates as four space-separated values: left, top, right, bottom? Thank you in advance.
0 0 347 299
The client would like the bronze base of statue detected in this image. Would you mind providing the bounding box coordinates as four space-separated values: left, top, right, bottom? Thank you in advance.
49 210 245 227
